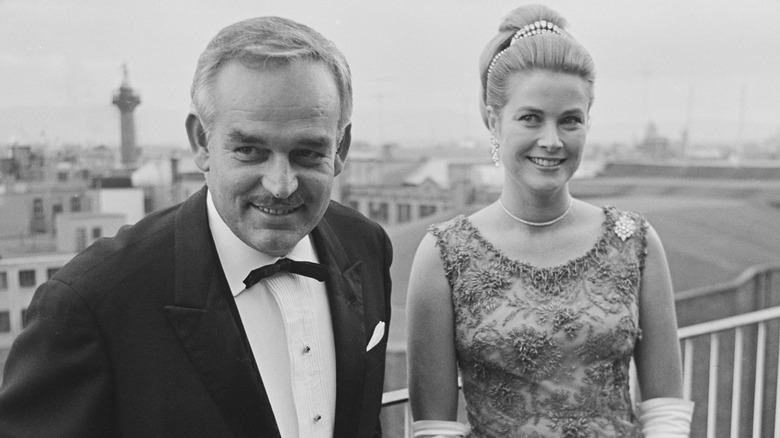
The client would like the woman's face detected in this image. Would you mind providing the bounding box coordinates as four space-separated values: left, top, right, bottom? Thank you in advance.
488 70 590 197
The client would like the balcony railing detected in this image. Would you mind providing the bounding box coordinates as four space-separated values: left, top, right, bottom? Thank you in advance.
382 264 780 438
680 306 780 437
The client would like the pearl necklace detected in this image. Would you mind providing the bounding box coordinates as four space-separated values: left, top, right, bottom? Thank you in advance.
498 198 572 227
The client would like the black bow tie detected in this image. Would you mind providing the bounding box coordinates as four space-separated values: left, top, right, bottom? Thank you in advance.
243 258 330 288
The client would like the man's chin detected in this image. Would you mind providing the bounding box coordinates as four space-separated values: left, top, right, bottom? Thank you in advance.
246 230 306 256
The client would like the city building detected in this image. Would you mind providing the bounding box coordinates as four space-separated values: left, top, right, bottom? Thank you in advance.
0 253 76 350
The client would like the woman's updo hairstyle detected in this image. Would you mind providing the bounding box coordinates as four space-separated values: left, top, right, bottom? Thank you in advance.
479 4 595 127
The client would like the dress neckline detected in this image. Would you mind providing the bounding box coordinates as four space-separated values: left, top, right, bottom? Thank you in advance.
458 205 615 275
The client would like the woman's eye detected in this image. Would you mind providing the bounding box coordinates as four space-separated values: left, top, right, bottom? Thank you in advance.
519 114 539 123
561 116 583 126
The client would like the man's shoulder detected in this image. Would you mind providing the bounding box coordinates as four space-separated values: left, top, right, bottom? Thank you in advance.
323 200 386 236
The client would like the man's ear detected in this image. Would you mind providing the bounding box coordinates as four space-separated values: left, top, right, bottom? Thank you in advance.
186 113 210 172
333 123 352 177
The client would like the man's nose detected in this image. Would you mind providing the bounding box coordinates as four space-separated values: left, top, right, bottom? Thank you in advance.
262 156 298 199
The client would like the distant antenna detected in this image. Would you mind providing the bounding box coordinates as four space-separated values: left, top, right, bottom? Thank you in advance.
640 69 651 123
375 92 384 146
736 82 746 161
683 85 694 158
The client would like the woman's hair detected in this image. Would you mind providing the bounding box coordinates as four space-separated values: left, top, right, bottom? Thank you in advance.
479 4 594 127
190 16 353 132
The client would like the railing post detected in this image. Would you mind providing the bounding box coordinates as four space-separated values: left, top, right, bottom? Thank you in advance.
707 333 719 438
404 403 413 438
683 339 693 401
753 321 766 438
731 327 744 438
754 322 767 437
774 328 780 438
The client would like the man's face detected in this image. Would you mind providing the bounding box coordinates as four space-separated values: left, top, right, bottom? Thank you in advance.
189 59 348 256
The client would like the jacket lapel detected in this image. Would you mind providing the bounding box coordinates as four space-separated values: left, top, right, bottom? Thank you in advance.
163 187 281 438
312 216 367 438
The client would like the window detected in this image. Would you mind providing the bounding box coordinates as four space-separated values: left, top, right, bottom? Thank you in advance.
0 311 10 333
419 204 438 218
348 201 359 211
70 195 81 212
369 202 388 223
144 196 154 214
57 171 68 182
21 308 29 329
397 203 411 224
0 271 7 290
52 203 63 216
47 267 61 279
76 228 87 251
33 198 44 219
19 269 36 288
92 227 102 239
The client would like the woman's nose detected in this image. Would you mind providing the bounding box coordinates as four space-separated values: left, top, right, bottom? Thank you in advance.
538 123 563 151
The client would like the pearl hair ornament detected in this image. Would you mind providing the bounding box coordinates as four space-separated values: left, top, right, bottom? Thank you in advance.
487 20 563 81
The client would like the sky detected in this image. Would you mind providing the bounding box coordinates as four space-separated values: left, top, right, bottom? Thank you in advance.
1 0 779 151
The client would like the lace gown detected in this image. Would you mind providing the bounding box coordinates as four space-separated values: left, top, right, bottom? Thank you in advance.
429 206 647 437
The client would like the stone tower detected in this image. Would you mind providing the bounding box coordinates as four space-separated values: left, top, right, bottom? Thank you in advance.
112 64 141 168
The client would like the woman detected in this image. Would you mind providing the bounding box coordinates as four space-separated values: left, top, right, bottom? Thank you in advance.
406 4 693 437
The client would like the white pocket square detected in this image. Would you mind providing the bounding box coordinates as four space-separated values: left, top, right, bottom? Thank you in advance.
366 321 385 352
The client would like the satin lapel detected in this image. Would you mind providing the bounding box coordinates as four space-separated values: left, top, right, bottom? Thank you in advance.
311 216 367 438
163 186 280 438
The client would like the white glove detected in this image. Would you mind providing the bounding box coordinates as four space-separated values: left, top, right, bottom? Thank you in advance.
412 420 470 437
637 397 695 437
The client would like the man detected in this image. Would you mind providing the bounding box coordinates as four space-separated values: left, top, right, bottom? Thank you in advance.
0 17 392 438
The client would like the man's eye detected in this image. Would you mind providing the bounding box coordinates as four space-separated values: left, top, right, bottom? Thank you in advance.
234 147 265 160
294 149 326 163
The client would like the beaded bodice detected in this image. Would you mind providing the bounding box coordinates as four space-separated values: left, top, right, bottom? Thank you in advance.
429 206 647 438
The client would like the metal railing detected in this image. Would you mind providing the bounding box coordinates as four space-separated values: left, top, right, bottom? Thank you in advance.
679 306 780 437
382 264 780 438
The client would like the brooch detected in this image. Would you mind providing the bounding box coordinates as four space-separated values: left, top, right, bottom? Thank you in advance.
614 214 636 242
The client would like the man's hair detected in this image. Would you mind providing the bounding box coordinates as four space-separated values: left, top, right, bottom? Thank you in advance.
190 16 353 131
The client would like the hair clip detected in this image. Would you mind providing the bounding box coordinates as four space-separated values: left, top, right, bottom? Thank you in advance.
487 20 563 81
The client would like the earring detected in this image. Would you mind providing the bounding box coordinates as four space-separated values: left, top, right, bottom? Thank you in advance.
490 135 500 167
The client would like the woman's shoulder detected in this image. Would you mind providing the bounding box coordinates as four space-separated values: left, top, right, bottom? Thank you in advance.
428 214 470 235
602 204 646 220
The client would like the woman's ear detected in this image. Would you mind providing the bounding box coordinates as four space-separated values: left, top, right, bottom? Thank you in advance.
486 105 500 137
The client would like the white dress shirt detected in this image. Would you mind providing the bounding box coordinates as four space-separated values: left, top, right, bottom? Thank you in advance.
206 192 337 438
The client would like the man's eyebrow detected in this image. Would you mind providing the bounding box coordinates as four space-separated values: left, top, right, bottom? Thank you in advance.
225 130 333 148
296 136 332 149
227 130 266 144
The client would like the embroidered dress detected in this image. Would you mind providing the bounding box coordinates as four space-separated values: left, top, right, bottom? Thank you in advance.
430 206 647 437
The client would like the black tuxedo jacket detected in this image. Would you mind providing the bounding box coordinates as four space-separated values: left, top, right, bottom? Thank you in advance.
0 186 393 438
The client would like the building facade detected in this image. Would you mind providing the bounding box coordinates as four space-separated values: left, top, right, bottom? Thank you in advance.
0 253 75 350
